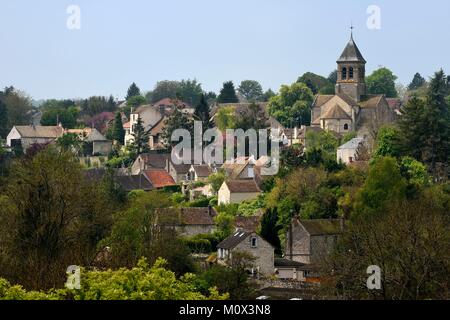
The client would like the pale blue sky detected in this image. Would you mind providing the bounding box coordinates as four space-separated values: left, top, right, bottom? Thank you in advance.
1 0 449 100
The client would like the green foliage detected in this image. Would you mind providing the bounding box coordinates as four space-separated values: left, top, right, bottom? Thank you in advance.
130 116 150 154
373 126 402 158
0 146 113 290
262 89 276 102
0 95 9 138
324 191 450 300
234 103 269 131
1 86 33 129
217 81 239 104
0 258 228 300
126 95 146 109
297 72 332 95
194 93 211 131
408 72 426 91
213 212 235 239
112 112 125 145
366 67 398 98
353 157 407 217
196 252 256 299
268 82 314 127
41 107 78 128
177 79 204 106
207 171 226 194
215 106 236 131
237 195 266 217
238 80 264 102
81 96 116 116
259 208 281 254
399 157 430 188
147 80 180 103
56 133 82 153
161 108 193 147
126 83 141 100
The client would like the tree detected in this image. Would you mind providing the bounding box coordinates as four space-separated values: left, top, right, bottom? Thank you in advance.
327 70 338 84
420 70 450 175
217 81 239 104
373 126 402 158
262 89 276 102
297 72 331 95
161 108 193 148
126 95 146 109
0 95 8 138
366 67 398 98
353 157 407 217
130 116 150 154
268 82 314 127
102 191 196 275
126 83 141 101
40 107 78 128
0 147 113 290
2 87 32 129
148 80 180 103
207 171 226 194
56 133 82 153
398 95 425 160
215 106 236 131
234 103 268 131
408 73 426 91
237 80 264 102
112 112 125 145
0 258 228 300
322 191 450 300
259 208 281 254
176 79 203 106
194 93 211 131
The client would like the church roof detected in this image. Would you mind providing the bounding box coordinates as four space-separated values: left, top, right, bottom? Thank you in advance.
321 104 351 120
337 34 366 63
360 95 384 109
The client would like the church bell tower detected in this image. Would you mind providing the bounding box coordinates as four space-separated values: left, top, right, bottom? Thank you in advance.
335 29 367 102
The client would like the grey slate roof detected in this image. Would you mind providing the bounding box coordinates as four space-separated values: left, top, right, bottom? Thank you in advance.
337 35 366 63
217 231 252 250
298 219 344 236
114 174 153 192
338 137 364 150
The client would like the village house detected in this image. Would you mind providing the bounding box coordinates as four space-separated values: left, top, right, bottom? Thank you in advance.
217 231 274 276
131 153 170 175
142 169 176 189
114 173 154 192
274 258 314 282
285 218 345 265
156 207 218 237
311 33 396 137
169 160 191 183
336 137 365 164
66 128 112 156
187 164 214 182
218 180 261 205
124 98 193 146
6 125 64 151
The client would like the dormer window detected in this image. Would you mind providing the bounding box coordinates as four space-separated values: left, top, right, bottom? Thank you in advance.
349 67 354 79
342 67 347 80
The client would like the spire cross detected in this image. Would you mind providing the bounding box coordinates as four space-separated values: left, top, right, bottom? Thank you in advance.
350 22 354 38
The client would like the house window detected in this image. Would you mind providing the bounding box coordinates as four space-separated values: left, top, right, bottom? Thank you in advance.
251 237 257 248
342 67 347 80
344 123 349 131
349 67 354 79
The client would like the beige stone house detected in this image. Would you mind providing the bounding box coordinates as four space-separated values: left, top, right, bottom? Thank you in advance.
218 180 261 205
217 231 274 276
156 207 217 237
131 153 170 175
285 218 345 264
6 125 64 151
336 137 365 164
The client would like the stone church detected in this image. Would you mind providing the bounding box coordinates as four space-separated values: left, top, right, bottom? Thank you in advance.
311 33 396 136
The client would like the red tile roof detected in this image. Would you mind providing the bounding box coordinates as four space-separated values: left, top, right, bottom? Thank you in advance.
143 170 176 188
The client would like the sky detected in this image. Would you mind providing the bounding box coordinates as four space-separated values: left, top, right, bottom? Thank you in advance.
1 0 450 100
